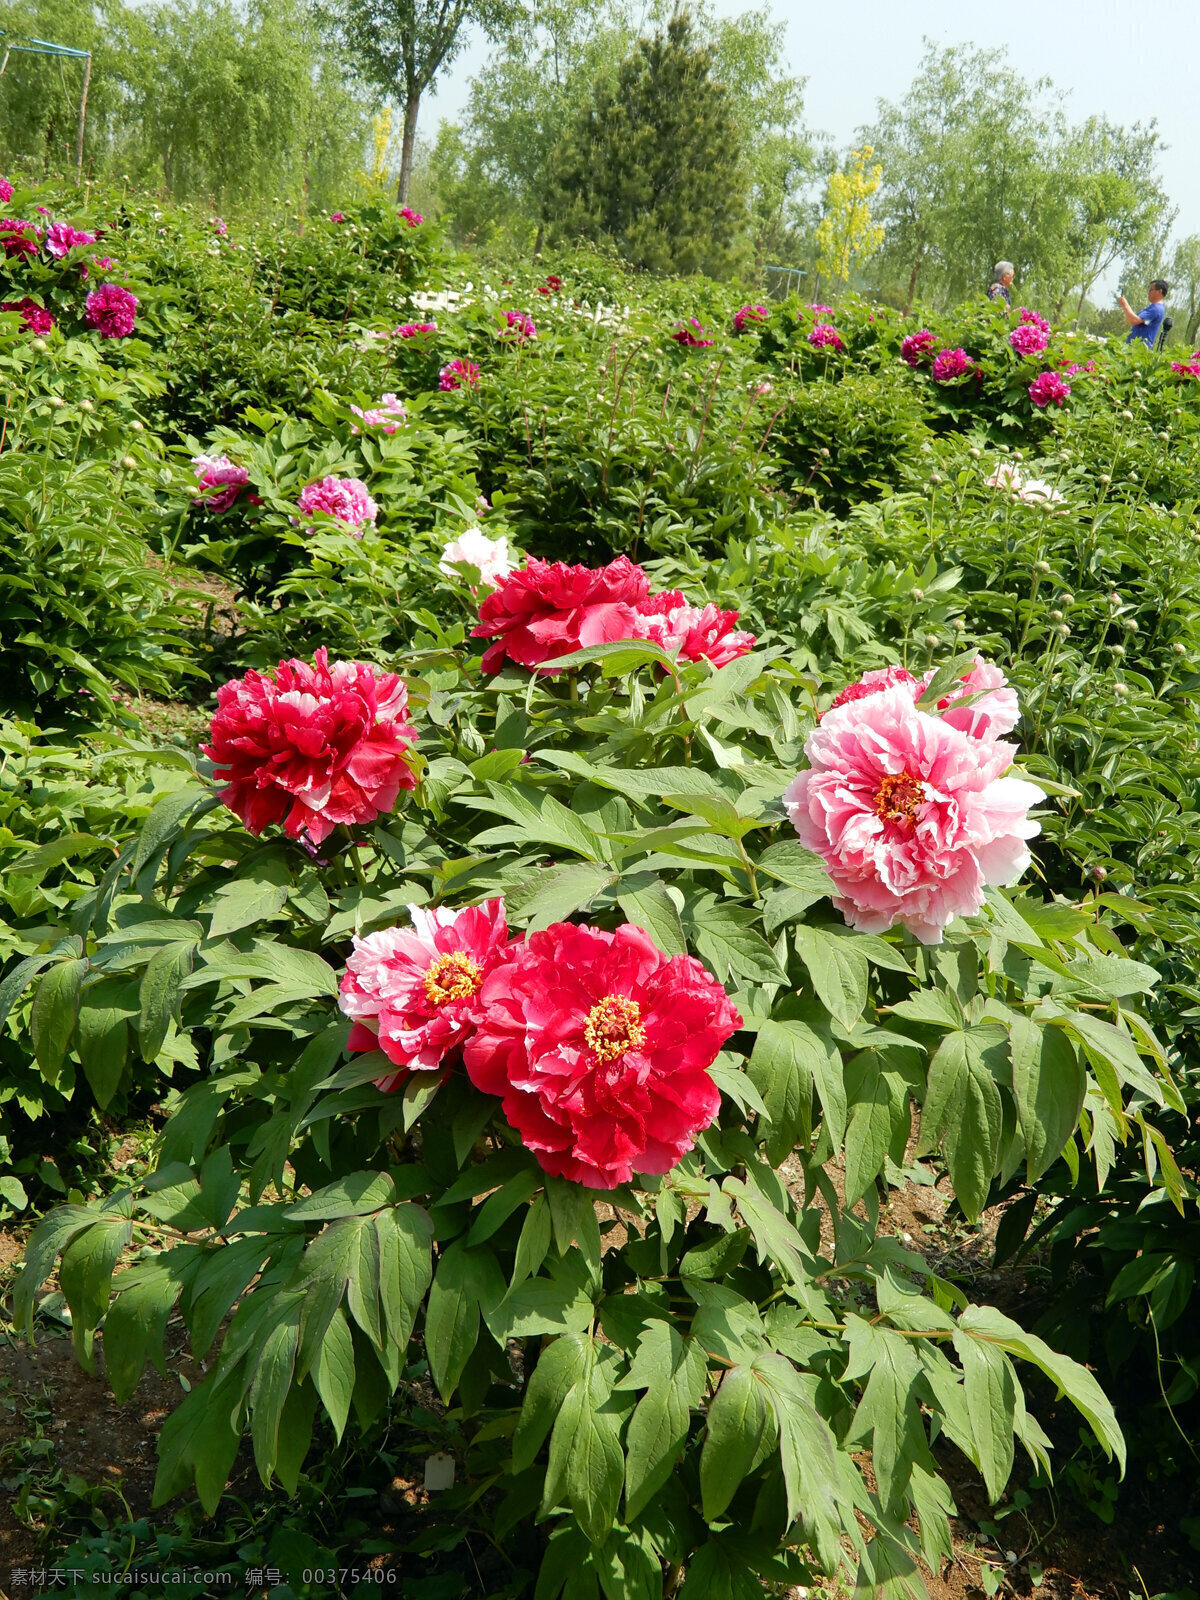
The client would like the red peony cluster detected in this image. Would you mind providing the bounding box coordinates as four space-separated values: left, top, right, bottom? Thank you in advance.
472 557 757 674
672 318 714 348
339 907 742 1188
2 297 55 335
733 303 769 334
0 218 41 259
203 647 418 845
535 274 563 295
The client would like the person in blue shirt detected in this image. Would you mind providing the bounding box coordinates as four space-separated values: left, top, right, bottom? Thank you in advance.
1119 279 1168 347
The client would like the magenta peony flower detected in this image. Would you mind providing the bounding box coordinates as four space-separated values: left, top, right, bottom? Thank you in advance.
473 556 649 675
784 681 1044 943
211 217 228 236
202 647 418 845
733 303 769 334
340 899 513 1089
1010 323 1049 356
297 475 378 534
44 221 96 258
350 393 408 434
0 178 11 204
900 329 937 367
809 323 845 351
464 921 741 1188
1029 370 1070 408
2 297 55 335
0 218 41 259
499 309 536 341
192 454 250 513
85 283 138 338
823 665 922 719
931 347 974 383
439 358 480 391
1171 351 1200 377
1017 307 1050 333
807 303 834 315
394 320 437 338
331 212 346 223
398 207 423 226
632 591 756 667
672 318 714 347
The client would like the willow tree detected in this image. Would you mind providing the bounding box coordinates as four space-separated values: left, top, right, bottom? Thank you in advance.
330 0 523 202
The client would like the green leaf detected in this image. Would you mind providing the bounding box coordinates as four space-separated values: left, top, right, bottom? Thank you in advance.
513 1331 590 1473
153 1375 241 1516
519 863 616 931
686 896 786 984
622 1322 705 1519
249 1298 302 1484
544 1345 624 1545
60 1212 133 1369
951 1326 1017 1500
919 1029 1005 1220
76 988 134 1108
311 1304 355 1441
844 1051 902 1206
700 1364 770 1520
131 785 208 878
595 1526 661 1600
1009 1016 1086 1183
747 1021 815 1162
615 874 688 956
374 1203 434 1356
755 839 835 903
138 940 197 1061
31 957 87 1083
283 1171 398 1223
103 1254 192 1403
424 1242 506 1402
0 943 71 1032
793 924 867 1030
842 1316 924 1508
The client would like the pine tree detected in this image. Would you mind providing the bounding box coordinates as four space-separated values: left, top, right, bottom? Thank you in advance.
546 8 749 278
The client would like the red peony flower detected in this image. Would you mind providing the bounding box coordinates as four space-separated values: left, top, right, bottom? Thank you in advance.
472 556 649 674
340 899 513 1090
632 591 756 666
0 218 40 259
85 283 138 338
202 646 418 844
464 922 741 1188
2 297 55 335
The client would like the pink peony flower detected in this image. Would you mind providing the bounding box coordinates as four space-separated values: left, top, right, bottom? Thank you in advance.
733 303 769 334
632 591 756 666
672 318 714 347
984 462 1023 492
439 526 514 587
399 207 423 226
211 217 228 236
499 309 536 341
192 453 250 513
1010 323 1049 356
85 283 138 338
472 556 649 675
202 646 418 845
0 178 11 204
1018 307 1050 333
900 329 937 367
808 323 845 351
0 218 41 259
931 347 973 383
1171 351 1200 377
394 320 437 338
340 899 513 1089
784 682 1043 943
44 221 96 258
331 212 346 223
297 475 378 534
2 297 55 335
463 921 741 1188
350 393 407 434
439 358 480 391
823 666 921 719
1029 370 1070 408
807 303 834 316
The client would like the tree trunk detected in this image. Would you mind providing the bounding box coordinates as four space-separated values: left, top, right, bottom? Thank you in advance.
903 254 923 316
396 89 421 205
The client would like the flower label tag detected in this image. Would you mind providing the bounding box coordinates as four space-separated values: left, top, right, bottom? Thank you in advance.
423 1452 455 1491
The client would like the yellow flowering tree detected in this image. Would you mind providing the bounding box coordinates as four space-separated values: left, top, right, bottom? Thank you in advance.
816 144 885 291
360 107 395 193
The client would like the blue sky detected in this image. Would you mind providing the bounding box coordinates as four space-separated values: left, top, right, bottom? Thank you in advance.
429 0 1199 286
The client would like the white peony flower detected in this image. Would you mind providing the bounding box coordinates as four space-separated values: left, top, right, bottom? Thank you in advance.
439 526 514 587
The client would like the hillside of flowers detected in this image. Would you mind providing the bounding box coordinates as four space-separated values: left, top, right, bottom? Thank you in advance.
2 176 1200 1599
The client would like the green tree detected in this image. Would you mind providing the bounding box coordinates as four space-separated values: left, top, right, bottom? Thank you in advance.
327 0 522 203
862 42 1067 311
815 144 885 293
1052 117 1171 321
546 8 749 277
1169 235 1200 345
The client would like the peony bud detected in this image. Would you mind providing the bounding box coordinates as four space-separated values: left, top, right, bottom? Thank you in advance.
1035 560 1051 573
1050 609 1063 621
31 336 47 351
968 447 981 459
1057 623 1071 639
129 419 144 432
1099 473 1111 484
929 472 942 484
1121 409 1134 420
924 633 939 647
910 587 924 601
121 455 137 469
1172 642 1186 655
1089 865 1108 881
1110 644 1125 658
953 618 966 631
1123 618 1138 632
1112 682 1129 697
